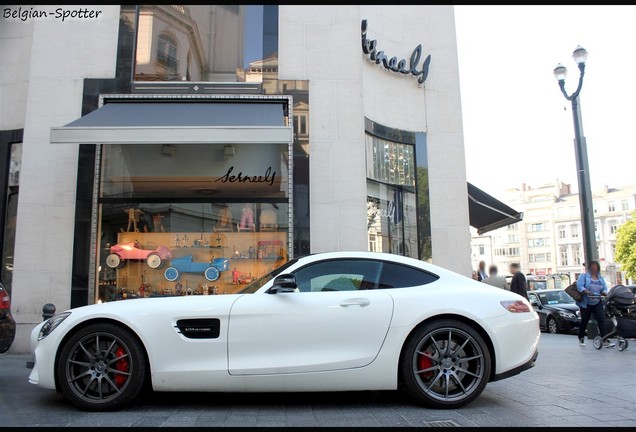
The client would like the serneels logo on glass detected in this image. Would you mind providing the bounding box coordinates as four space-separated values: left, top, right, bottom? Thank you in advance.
361 20 431 86
215 166 276 187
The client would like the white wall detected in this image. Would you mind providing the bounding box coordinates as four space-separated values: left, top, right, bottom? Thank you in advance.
279 5 471 275
2 5 121 352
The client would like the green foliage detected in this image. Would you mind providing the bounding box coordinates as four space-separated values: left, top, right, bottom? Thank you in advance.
615 212 636 279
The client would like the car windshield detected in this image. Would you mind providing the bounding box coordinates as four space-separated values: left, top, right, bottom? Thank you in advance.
538 291 575 305
236 258 300 294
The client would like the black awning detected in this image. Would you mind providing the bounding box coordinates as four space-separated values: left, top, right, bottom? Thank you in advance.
468 182 523 235
64 101 286 127
50 100 292 145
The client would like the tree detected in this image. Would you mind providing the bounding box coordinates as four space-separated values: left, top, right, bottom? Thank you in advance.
615 212 636 280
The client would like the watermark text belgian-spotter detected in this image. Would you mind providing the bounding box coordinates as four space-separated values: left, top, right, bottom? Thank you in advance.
3 7 103 22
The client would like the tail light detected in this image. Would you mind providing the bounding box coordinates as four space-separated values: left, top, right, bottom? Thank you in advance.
0 292 10 309
500 300 531 313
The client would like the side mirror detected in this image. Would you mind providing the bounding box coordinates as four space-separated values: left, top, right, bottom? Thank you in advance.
530 299 539 307
267 274 298 294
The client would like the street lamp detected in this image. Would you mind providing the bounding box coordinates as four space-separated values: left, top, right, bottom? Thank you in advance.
553 45 597 267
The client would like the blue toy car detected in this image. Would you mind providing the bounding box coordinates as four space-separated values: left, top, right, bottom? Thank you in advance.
164 256 229 282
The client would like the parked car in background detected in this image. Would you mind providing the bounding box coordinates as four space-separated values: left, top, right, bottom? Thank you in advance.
0 283 16 353
528 289 580 334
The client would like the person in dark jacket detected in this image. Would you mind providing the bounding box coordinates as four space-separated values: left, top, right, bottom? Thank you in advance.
508 262 528 300
476 261 487 282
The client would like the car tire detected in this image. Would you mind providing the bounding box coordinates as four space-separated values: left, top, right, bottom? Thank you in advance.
56 323 147 411
146 253 164 269
164 267 179 282
547 317 559 334
400 319 491 409
204 266 220 282
105 254 125 269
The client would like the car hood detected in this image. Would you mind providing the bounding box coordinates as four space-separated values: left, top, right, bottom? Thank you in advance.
544 303 579 313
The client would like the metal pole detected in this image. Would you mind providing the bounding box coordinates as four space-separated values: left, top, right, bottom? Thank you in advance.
570 95 597 266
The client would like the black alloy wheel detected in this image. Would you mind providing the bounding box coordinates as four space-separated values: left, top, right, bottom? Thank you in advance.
56 323 147 411
400 319 491 409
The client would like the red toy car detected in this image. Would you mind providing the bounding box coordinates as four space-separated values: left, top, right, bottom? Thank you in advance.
105 241 172 269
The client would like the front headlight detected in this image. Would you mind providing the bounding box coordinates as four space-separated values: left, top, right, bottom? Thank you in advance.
558 311 576 319
38 312 71 341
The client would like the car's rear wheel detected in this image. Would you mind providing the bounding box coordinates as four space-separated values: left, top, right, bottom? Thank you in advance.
204 266 220 282
105 254 125 269
164 266 179 282
56 323 147 411
146 253 164 269
547 316 559 334
400 319 491 409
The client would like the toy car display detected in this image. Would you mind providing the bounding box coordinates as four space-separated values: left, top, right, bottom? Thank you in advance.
164 256 229 282
105 241 172 269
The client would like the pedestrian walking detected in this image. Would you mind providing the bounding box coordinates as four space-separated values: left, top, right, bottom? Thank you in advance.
508 262 528 300
476 261 488 282
482 265 509 290
576 260 614 347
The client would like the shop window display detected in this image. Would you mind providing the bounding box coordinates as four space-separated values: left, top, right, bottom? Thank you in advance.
96 143 290 302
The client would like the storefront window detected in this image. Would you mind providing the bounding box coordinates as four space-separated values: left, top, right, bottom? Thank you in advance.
134 5 277 83
96 143 290 302
365 119 432 261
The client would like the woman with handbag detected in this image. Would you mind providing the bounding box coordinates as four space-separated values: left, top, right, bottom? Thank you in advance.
576 260 613 347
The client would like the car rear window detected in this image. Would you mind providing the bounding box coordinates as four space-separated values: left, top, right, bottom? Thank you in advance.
377 261 439 289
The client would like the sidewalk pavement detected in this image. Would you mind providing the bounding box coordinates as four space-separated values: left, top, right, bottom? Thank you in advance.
1 333 635 427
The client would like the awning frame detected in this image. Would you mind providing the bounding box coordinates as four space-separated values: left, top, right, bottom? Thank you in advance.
467 182 524 235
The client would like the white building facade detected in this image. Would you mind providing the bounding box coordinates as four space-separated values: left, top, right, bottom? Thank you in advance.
471 180 636 285
1 5 475 353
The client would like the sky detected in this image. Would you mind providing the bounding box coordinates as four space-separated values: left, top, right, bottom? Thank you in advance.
453 5 636 201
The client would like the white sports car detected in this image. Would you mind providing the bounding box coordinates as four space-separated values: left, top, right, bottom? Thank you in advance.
29 251 540 411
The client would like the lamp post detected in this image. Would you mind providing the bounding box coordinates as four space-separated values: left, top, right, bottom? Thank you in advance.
553 45 597 267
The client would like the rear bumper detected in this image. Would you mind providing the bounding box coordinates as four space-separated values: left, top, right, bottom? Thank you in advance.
492 348 538 382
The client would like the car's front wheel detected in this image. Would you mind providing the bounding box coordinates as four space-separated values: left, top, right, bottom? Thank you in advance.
400 319 491 409
547 316 559 334
56 323 147 411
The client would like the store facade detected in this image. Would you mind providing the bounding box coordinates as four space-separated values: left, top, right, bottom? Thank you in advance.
1 5 473 352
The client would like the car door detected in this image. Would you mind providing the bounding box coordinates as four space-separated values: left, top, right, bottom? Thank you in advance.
227 258 394 375
528 292 546 328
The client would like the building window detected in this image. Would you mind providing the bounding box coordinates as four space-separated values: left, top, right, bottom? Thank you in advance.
365 121 430 261
570 224 579 238
96 142 291 302
558 225 566 239
528 223 544 232
560 246 569 266
572 244 582 266
507 223 517 230
156 33 179 76
293 114 308 137
622 199 629 211
508 234 518 243
609 221 618 235
608 201 615 212
494 247 519 257
479 245 485 255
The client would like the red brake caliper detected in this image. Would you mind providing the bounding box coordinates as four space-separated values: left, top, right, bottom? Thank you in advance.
114 347 129 387
418 352 434 378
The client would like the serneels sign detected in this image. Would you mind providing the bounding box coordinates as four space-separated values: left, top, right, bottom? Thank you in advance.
361 19 431 86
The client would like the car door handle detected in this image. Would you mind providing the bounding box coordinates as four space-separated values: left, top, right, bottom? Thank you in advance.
340 298 370 307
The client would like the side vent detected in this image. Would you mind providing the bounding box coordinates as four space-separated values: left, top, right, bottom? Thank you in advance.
176 318 220 339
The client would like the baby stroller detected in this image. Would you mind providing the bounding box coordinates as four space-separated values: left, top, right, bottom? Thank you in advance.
593 284 636 351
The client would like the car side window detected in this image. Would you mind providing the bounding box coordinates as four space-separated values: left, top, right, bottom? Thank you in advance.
292 259 382 292
377 261 439 289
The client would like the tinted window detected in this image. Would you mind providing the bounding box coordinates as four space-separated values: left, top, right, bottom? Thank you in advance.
377 262 438 289
292 259 382 293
